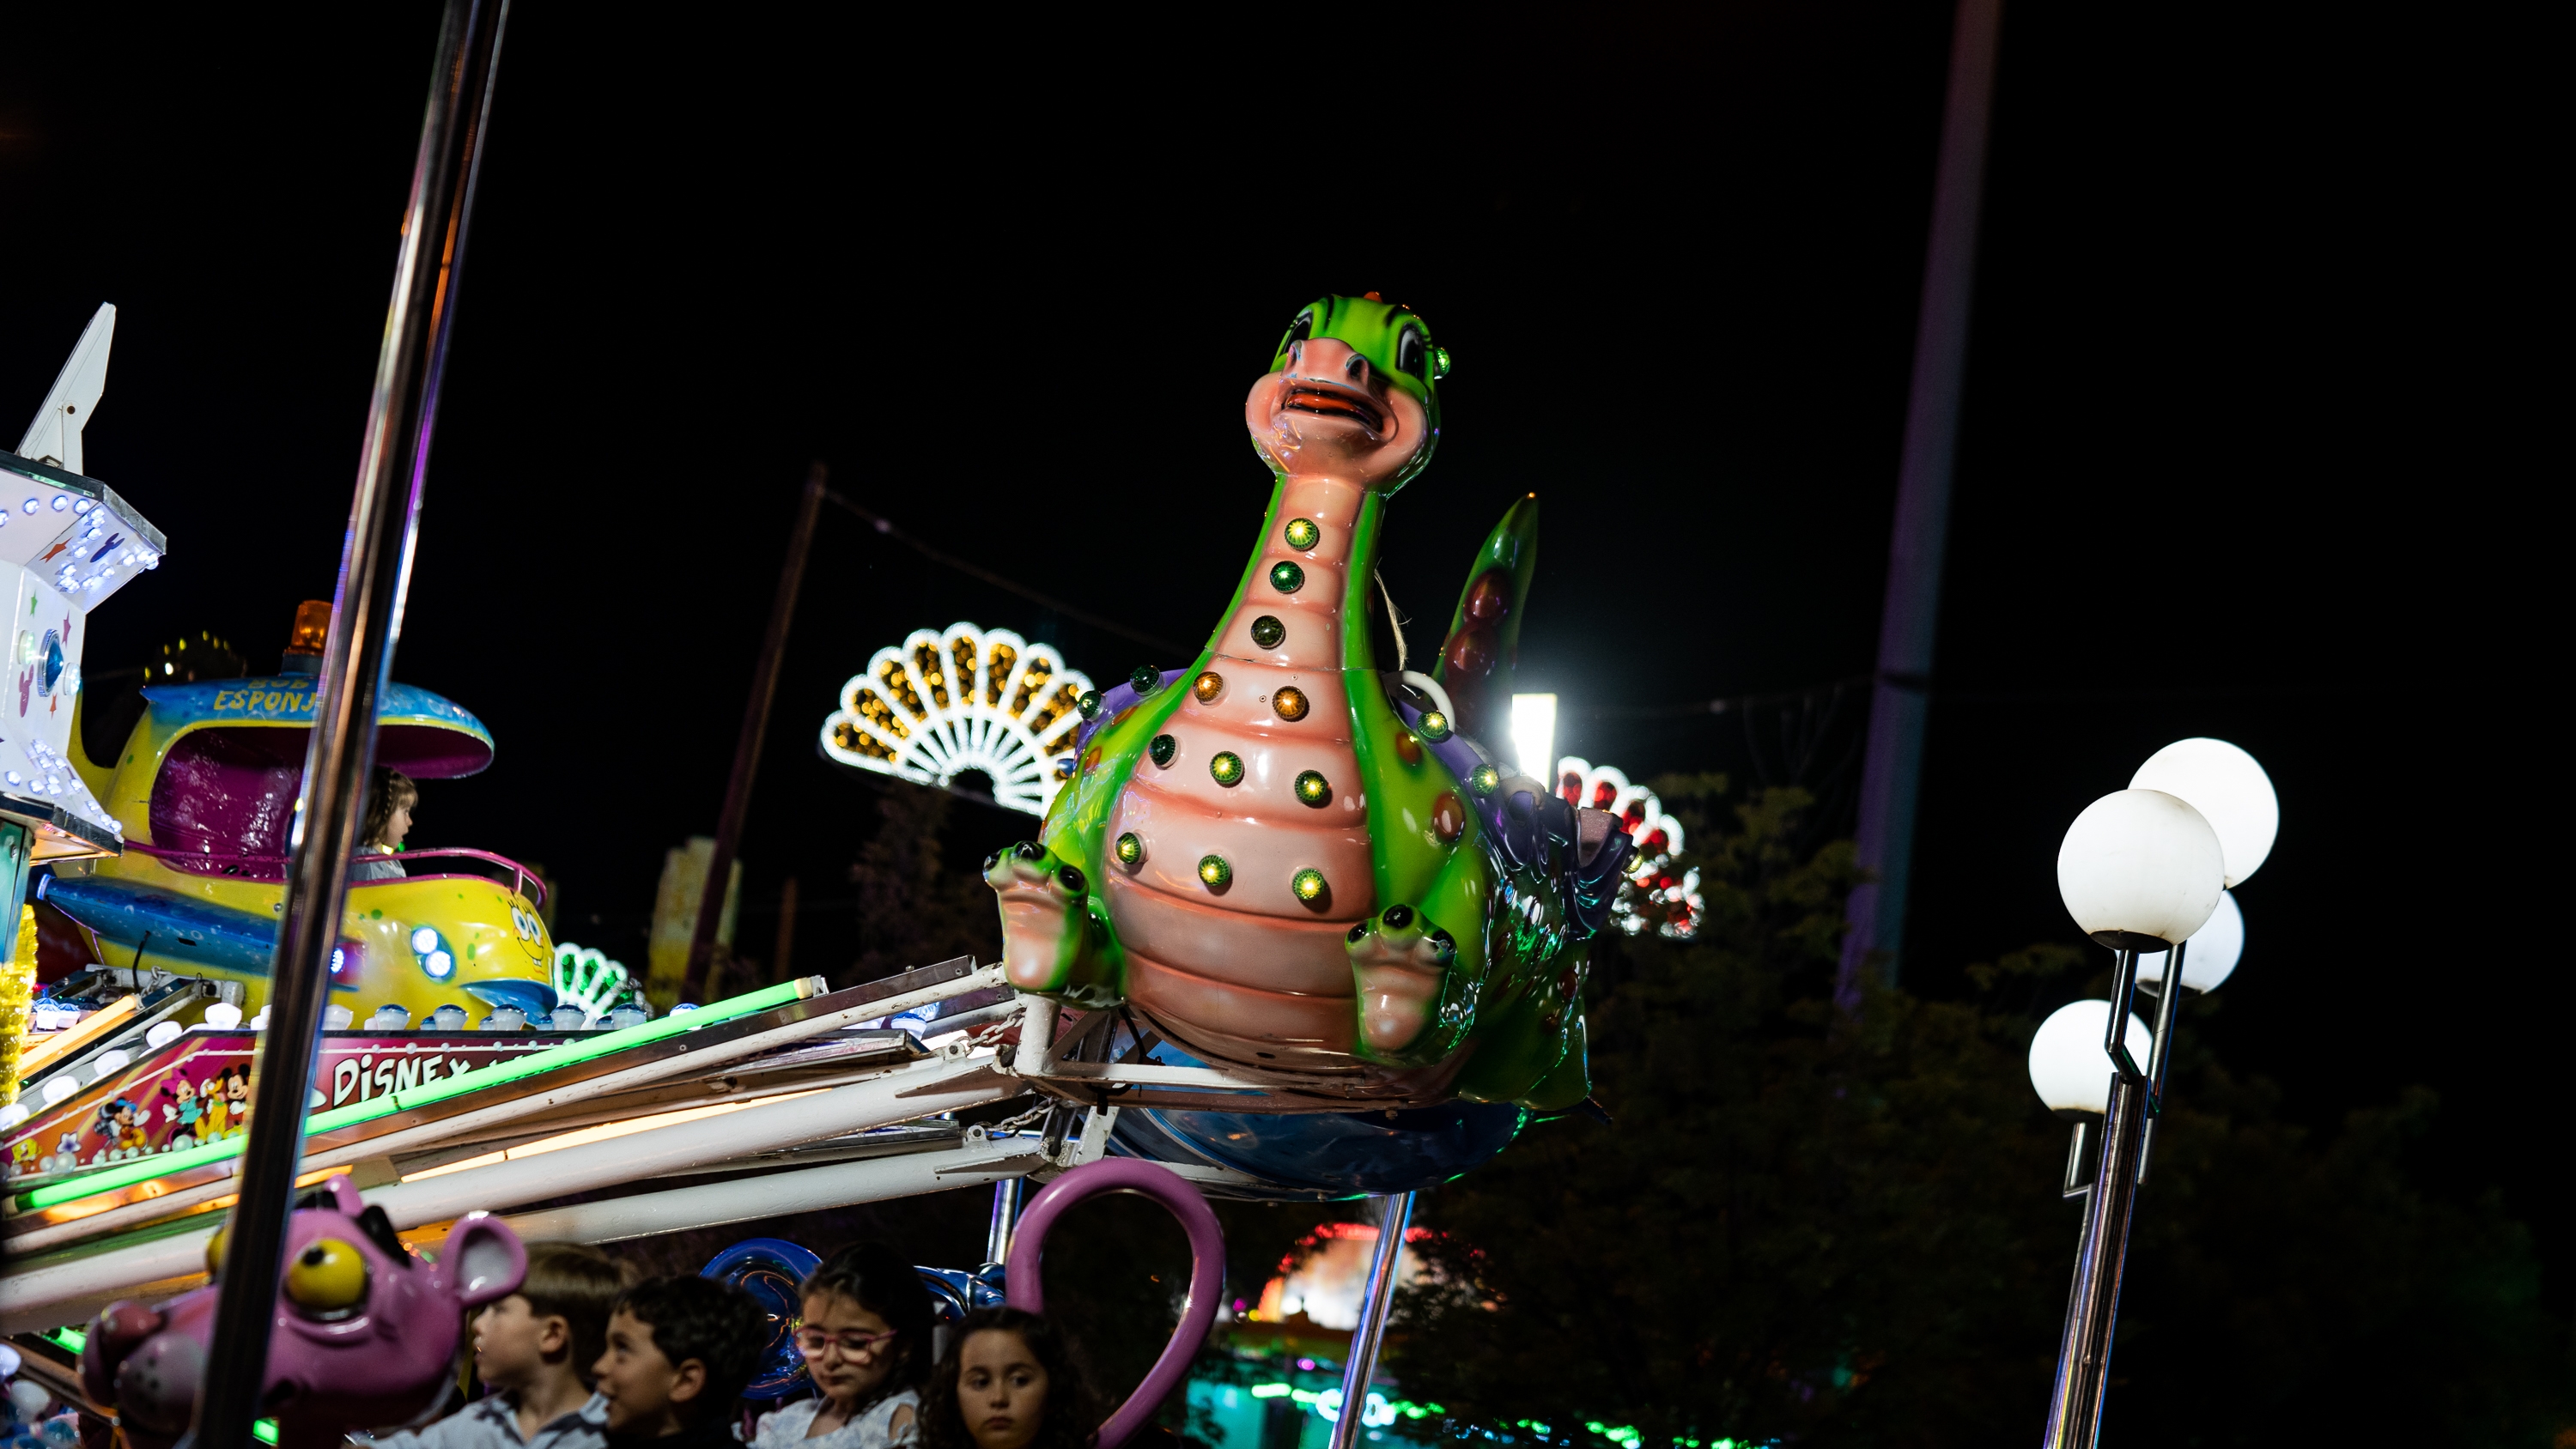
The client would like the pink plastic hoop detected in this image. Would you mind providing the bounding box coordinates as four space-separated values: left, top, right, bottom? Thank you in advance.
1005 1158 1226 1449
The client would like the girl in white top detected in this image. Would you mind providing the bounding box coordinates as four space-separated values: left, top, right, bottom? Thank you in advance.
753 1243 938 1449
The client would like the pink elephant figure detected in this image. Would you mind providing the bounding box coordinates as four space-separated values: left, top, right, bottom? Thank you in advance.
79 1175 526 1449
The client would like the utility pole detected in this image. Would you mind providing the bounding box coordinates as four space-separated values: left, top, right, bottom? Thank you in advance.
1839 0 2004 1006
681 464 826 1004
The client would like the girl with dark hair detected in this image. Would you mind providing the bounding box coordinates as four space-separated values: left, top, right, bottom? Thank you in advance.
752 1242 939 1449
349 767 418 882
919 1309 1099 1449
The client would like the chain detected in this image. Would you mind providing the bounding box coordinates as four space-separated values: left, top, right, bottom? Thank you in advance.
936 1006 1026 1062
966 1099 1055 1144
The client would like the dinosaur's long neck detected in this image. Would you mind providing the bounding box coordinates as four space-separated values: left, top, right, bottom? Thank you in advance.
1205 471 1385 673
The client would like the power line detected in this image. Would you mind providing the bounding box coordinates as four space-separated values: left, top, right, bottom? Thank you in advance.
822 490 1194 658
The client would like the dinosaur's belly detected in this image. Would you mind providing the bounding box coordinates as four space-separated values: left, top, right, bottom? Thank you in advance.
1106 658 1374 1070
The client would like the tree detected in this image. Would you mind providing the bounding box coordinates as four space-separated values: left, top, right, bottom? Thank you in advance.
846 780 1004 985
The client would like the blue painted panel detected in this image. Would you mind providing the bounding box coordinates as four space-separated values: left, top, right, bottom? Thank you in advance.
1108 1041 1524 1197
44 874 279 975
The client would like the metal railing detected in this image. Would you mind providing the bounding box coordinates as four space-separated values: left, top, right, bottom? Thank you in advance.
114 839 545 906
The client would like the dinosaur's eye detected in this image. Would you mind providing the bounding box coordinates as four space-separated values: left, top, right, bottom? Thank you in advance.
283 1237 370 1318
1395 325 1429 381
1282 308 1314 354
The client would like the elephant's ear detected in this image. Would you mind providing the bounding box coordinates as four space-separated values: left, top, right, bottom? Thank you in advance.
439 1211 526 1308
299 1173 368 1216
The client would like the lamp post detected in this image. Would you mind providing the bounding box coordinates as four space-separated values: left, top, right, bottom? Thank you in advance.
2035 739 2276 1447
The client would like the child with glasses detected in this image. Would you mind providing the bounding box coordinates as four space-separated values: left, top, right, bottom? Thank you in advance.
752 1243 938 1449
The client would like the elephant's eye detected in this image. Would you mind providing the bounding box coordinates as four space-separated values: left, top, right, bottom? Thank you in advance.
283 1238 370 1318
1395 325 1429 380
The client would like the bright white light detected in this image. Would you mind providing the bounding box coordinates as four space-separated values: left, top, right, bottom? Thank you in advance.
1510 694 1558 780
410 926 440 953
146 1021 183 1049
2131 738 2278 888
2137 889 2245 992
41 1076 79 1106
1363 1393 1397 1428
322 1005 355 1030
1315 1388 1345 1424
425 949 455 979
2057 789 2225 948
2028 1000 2154 1114
202 1002 244 1029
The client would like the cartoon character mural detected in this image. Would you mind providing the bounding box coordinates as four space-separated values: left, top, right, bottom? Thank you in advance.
91 1097 146 1158
80 1175 526 1449
160 1074 203 1147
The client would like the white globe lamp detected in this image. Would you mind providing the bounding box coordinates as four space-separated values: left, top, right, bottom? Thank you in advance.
2131 738 2278 888
2137 889 2244 993
2057 789 2226 949
2028 999 2155 1117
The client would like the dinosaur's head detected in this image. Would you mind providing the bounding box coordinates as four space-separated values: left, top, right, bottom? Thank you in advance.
1247 294 1447 493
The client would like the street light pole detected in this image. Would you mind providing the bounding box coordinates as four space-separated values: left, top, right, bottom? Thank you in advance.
2041 942 2180 1446
2036 739 2276 1446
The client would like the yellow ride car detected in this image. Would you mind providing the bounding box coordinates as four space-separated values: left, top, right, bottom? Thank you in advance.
43 666 557 1026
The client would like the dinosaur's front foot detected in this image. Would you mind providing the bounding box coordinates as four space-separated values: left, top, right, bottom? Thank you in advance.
985 841 1088 992
1346 903 1455 1052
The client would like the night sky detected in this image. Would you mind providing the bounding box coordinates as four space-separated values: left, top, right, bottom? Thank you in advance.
3 7 2551 1307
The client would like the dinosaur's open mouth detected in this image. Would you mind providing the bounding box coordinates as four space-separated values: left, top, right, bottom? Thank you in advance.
1283 383 1386 434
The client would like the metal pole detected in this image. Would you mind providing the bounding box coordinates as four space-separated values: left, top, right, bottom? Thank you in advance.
1327 1192 1413 1449
2043 1070 2148 1447
1838 0 2006 1005
2138 939 2187 1179
681 463 828 1003
2041 944 2174 1448
985 1177 1024 1267
190 2 509 1442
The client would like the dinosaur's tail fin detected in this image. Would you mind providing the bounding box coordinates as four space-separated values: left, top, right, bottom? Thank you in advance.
1431 494 1540 750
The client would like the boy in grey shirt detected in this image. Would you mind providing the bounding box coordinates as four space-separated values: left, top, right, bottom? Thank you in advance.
361 1242 628 1449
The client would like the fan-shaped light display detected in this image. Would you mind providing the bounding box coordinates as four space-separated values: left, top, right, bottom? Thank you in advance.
2028 999 2154 1116
1556 756 1700 940
2131 737 2278 888
2136 889 2245 993
2057 789 2225 949
822 622 1097 815
553 942 635 1019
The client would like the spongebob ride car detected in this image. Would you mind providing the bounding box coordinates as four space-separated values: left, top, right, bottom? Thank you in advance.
42 652 559 1028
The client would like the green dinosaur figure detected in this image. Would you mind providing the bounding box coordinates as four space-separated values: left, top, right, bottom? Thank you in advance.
984 294 1633 1109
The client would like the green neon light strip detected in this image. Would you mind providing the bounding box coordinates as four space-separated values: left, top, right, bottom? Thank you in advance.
16 980 808 1213
254 1419 278 1445
47 1325 85 1355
